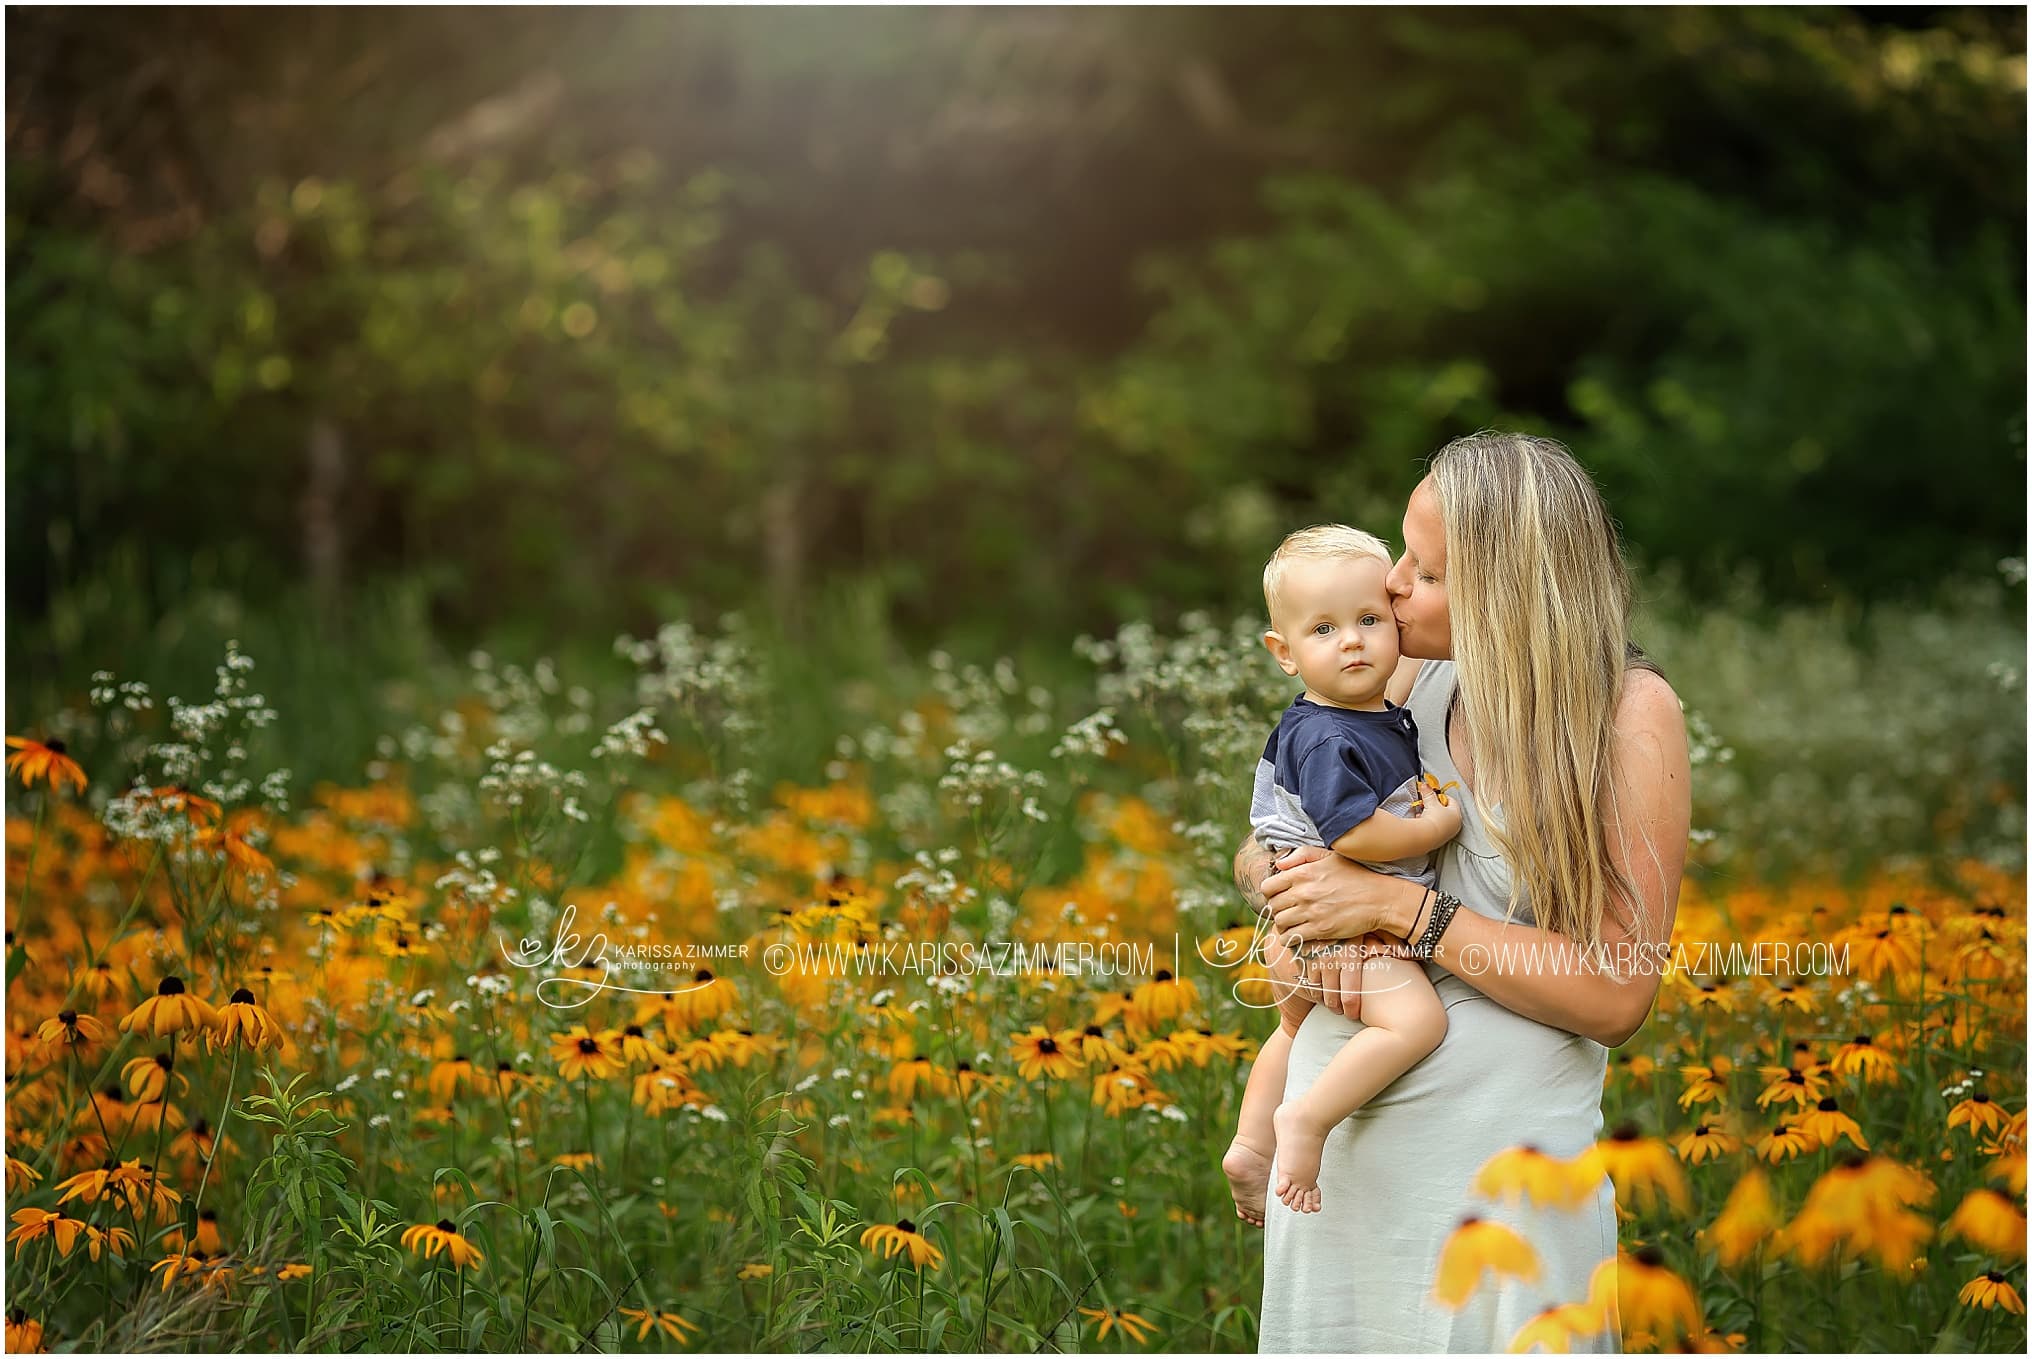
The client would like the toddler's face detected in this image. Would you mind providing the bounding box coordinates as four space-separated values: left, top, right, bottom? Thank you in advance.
1265 556 1401 707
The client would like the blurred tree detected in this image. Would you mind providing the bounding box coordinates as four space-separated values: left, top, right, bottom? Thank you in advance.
5 6 2024 654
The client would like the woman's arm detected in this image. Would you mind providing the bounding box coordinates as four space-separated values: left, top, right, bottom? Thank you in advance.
1260 671 1691 1046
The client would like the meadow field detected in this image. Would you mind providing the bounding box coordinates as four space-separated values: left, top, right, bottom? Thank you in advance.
2 580 2025 1353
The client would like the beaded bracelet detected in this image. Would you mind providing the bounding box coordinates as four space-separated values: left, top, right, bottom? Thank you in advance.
1410 890 1463 961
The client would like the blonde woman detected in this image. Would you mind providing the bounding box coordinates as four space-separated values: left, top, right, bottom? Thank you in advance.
1236 431 1691 1353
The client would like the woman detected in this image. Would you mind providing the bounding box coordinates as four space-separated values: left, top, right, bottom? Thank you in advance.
1234 431 1691 1352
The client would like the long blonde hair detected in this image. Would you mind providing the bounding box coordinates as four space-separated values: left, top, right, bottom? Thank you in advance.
1430 431 1644 957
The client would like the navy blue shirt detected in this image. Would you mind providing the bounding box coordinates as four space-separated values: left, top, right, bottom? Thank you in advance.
1248 695 1435 883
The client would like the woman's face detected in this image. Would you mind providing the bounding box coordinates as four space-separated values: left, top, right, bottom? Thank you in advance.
1387 477 1453 660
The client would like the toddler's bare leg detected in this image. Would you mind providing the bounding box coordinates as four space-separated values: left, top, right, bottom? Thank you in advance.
1224 931 1311 1227
1272 952 1446 1215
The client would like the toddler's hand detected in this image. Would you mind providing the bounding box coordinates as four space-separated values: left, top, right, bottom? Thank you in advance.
1415 776 1464 841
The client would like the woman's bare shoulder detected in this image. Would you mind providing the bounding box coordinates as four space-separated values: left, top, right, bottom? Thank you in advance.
1614 667 1690 792
1617 667 1684 737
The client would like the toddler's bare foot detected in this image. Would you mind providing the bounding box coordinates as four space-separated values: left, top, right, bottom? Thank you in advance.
1222 1136 1274 1228
1271 1102 1327 1215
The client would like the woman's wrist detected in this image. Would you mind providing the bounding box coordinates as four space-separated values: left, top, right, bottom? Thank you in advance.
1380 874 1427 939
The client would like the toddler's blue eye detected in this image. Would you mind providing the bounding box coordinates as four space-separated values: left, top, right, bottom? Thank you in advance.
1313 623 1333 635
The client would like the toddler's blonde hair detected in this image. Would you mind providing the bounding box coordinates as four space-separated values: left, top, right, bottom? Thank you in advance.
1262 523 1394 621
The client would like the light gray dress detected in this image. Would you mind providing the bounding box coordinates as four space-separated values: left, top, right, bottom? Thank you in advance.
1256 660 1620 1353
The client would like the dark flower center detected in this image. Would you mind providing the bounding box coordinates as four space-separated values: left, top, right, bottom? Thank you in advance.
624 1025 644 1037
1610 1122 1640 1141
1816 1097 1839 1111
58 1010 76 1025
155 1053 174 1071
437 1219 456 1233
1154 969 1173 983
955 1061 973 1072
1852 1035 1871 1046
1037 1038 1058 1054
158 977 187 996
231 988 256 1005
1973 1093 1992 1104
896 1218 916 1234
1987 1270 2007 1283
1635 1245 1665 1267
1084 1025 1103 1038
577 1038 599 1054
1694 1125 1710 1136
46 739 66 754
696 968 714 982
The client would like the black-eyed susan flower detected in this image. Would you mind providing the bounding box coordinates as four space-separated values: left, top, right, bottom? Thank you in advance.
1958 1271 2025 1313
1681 976 1736 1013
664 969 740 1029
615 1024 663 1065
4 1309 44 1352
860 1218 943 1269
6 1158 41 1194
1597 1246 1702 1349
1951 1093 2011 1138
211 989 285 1053
1754 1065 1825 1111
1594 1124 1690 1213
1073 1025 1127 1065
108 1160 180 1223
951 1060 1003 1099
735 1262 773 1280
1078 1306 1159 1344
1676 1057 1732 1110
886 1055 941 1102
1614 1051 1657 1084
120 978 219 1043
1674 1124 1741 1166
1433 1216 1540 1308
149 1253 209 1292
400 1219 484 1270
123 1053 188 1104
8 1209 85 1257
73 959 124 1003
34 1011 109 1059
427 1055 478 1103
1756 1120 1819 1164
617 1307 704 1344
549 1026 623 1082
1798 1097 1869 1152
1091 1065 1163 1118
1473 1144 1602 1211
276 1263 312 1282
1698 1168 1780 1268
5 737 85 794
1776 1154 1934 1271
1942 1188 2027 1258
1830 1033 1899 1086
1505 1301 1607 1353
1010 1152 1057 1172
1131 970 1196 1023
1009 1027 1085 1081
1764 978 1818 1013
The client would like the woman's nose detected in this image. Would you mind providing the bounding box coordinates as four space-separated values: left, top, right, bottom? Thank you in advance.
1386 555 1411 597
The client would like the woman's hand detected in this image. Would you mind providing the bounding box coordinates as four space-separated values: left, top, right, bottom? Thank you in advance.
1262 847 1419 1016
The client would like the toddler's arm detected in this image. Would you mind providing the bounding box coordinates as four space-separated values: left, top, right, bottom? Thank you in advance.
1328 777 1461 863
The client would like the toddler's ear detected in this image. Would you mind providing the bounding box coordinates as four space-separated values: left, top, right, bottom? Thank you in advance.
1262 630 1299 677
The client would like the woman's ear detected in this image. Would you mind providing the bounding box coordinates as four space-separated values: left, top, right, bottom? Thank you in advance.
1262 630 1299 677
